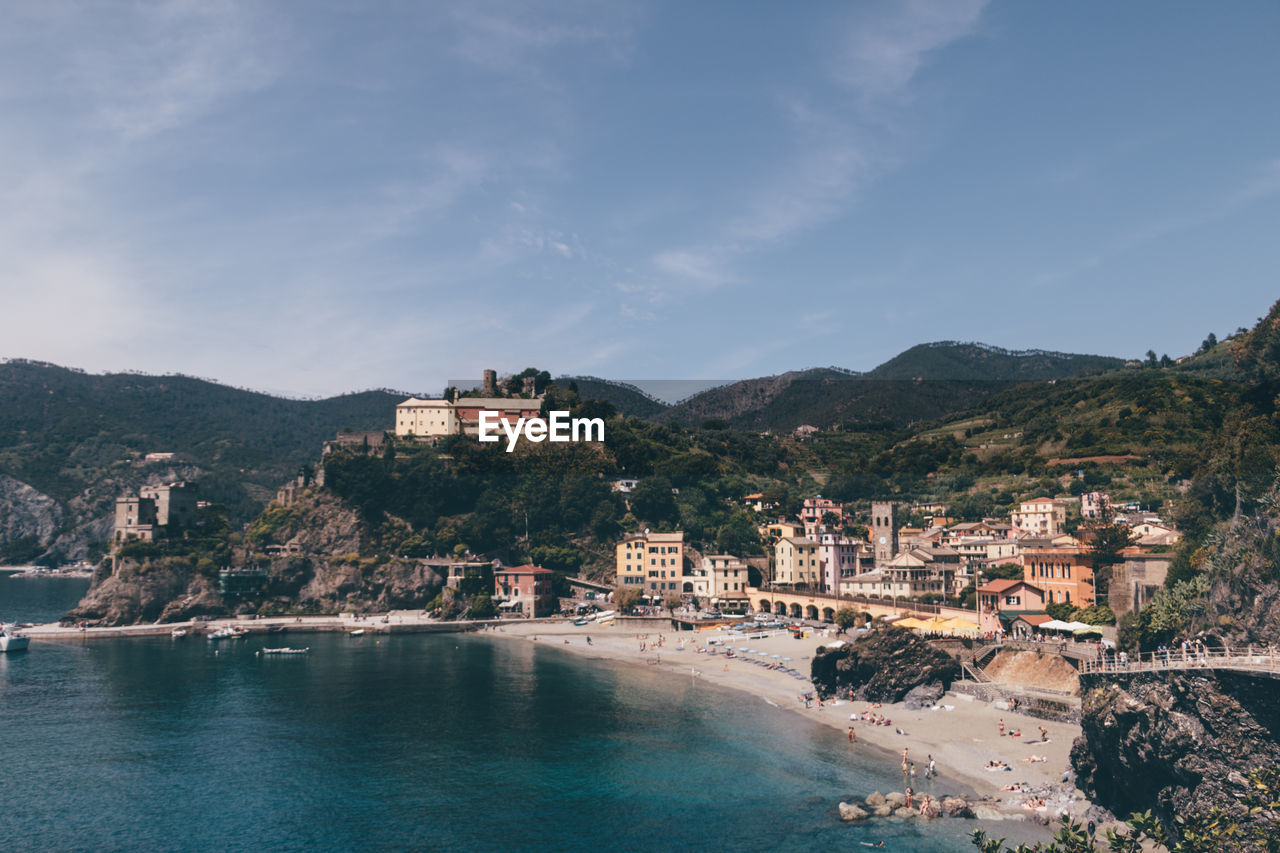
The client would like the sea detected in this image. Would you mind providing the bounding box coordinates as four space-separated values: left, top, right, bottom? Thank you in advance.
0 573 1023 852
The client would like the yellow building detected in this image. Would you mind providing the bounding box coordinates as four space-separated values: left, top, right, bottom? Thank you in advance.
615 531 685 597
759 521 802 542
395 398 459 437
1011 498 1067 537
773 536 819 588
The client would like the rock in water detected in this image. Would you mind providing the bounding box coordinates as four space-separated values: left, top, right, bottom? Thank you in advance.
884 792 907 809
941 796 974 818
864 791 886 807
810 627 962 702
838 802 868 821
892 806 917 819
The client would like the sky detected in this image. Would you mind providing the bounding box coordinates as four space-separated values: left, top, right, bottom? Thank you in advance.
1 1 1278 399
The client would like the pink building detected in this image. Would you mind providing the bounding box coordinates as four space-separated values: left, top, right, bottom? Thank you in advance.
494 564 556 618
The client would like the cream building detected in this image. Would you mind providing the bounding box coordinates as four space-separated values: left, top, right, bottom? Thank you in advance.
684 554 750 603
395 398 459 438
1011 498 1067 537
773 536 820 588
615 531 685 597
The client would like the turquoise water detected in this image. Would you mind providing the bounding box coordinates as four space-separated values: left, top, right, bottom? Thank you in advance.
0 569 91 624
0 582 1010 852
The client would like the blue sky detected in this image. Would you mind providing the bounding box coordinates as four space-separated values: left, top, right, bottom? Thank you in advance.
1 1 1278 398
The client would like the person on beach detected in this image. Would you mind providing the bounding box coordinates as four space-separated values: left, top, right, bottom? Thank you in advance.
905 787 914 808
848 727 856 743
1039 726 1048 742
927 755 936 779
998 718 1006 736
909 762 917 781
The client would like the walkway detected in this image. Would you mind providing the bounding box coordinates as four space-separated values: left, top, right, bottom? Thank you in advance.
1078 646 1280 677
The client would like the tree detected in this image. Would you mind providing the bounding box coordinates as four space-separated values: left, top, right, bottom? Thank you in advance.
1045 601 1075 621
662 593 682 613
630 476 680 525
1146 349 1159 367
469 594 496 619
834 607 861 633
614 587 642 613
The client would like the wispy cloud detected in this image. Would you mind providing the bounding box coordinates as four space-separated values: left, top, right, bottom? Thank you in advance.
71 0 285 140
647 0 987 304
832 0 988 101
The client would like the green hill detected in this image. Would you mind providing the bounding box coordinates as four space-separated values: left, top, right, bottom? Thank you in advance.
0 360 398 560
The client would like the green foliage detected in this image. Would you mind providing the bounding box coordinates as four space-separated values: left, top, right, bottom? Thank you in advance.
614 587 642 613
973 767 1280 851
1046 601 1075 621
834 607 861 632
468 594 496 619
1070 604 1116 626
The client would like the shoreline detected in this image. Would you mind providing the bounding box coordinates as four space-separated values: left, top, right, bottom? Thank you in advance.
19 610 1096 832
480 619 1093 829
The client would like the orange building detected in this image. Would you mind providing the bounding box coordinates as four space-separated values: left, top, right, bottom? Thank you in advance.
1020 545 1094 607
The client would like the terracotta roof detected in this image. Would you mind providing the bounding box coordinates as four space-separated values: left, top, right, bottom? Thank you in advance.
977 578 1043 594
502 564 554 574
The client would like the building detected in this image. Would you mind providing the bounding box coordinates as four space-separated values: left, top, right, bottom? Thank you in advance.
977 578 1047 634
614 531 685 598
816 533 863 595
760 520 803 542
684 555 751 610
880 546 962 598
1109 549 1173 618
1011 498 1068 538
113 482 198 544
494 564 556 618
1019 544 1094 607
395 398 459 438
1081 491 1110 520
801 497 843 538
773 536 820 588
870 500 900 565
452 397 545 437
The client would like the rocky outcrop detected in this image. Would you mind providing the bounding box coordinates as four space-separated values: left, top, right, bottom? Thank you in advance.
65 557 214 625
810 627 962 702
65 490 446 625
0 474 63 553
837 802 868 821
1071 671 1280 834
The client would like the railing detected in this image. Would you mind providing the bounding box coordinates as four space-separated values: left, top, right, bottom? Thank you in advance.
1078 646 1280 676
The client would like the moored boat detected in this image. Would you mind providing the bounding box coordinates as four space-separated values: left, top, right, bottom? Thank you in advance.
1 624 31 653
171 628 189 639
260 647 309 655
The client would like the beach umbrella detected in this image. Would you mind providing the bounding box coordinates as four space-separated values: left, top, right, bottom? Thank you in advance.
1040 619 1073 632
1072 625 1103 636
894 617 928 630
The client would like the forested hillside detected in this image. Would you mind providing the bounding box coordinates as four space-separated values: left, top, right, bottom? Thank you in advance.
0 360 397 561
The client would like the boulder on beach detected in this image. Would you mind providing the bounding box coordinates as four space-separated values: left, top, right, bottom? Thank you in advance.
864 791 886 807
884 792 907 809
809 627 962 702
838 802 869 822
873 805 893 817
893 806 917 819
903 681 945 710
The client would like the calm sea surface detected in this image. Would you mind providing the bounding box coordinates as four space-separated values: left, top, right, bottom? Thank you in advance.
1 577 1012 852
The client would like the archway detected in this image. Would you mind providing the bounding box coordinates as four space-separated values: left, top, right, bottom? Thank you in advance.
806 605 819 620
758 599 773 614
790 603 803 619
822 607 835 622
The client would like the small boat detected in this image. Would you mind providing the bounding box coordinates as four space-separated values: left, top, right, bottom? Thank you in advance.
208 626 235 641
268 625 288 634
349 629 365 637
171 628 189 639
1 624 31 653
260 647 309 655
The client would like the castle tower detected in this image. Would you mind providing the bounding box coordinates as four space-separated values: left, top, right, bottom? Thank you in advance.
871 500 899 566
482 369 497 397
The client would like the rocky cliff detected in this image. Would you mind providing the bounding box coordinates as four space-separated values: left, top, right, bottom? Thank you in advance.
64 490 445 625
1071 671 1280 834
809 627 962 702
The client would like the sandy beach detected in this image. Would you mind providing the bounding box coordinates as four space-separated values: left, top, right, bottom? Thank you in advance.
483 618 1093 825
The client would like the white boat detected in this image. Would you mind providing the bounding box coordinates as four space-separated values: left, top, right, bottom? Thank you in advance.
0 624 30 653
208 626 235 641
171 628 189 639
260 647 309 655
349 629 365 637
